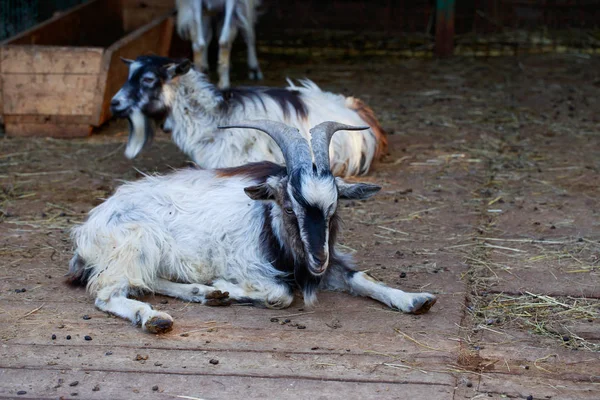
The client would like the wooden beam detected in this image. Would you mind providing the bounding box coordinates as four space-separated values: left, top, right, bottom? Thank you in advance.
435 0 455 57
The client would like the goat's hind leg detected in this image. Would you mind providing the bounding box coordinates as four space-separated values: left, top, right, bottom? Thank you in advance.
191 0 211 73
154 279 231 306
95 285 174 334
217 0 237 88
240 16 262 80
324 259 437 314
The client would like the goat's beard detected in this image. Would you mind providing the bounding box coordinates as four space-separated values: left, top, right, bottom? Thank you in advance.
125 108 155 159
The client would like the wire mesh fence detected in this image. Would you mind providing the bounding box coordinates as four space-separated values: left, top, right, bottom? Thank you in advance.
454 0 600 56
0 0 89 41
254 0 600 58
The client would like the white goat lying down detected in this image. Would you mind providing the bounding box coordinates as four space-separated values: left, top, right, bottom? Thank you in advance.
110 56 388 177
67 120 435 334
176 0 262 88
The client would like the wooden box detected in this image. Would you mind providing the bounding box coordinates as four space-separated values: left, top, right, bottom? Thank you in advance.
0 0 175 137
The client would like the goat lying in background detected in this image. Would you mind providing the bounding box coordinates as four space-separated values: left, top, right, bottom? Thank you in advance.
176 0 262 88
110 56 387 177
67 120 436 334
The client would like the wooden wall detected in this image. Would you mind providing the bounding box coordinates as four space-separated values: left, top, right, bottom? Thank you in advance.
121 0 176 31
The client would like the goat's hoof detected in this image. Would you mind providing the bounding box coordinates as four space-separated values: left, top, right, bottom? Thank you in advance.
218 80 230 89
205 290 229 300
205 298 232 307
204 290 231 307
248 68 263 80
410 296 437 315
145 315 173 334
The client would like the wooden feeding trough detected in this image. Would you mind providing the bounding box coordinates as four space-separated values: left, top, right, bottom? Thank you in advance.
0 0 175 137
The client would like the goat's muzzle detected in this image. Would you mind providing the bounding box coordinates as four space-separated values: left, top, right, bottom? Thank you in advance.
308 251 329 276
110 102 131 118
110 89 133 118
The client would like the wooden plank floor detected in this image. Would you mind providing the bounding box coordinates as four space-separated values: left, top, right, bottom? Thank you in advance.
1 54 599 399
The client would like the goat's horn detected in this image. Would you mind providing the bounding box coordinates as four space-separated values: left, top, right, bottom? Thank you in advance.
218 120 312 172
310 122 369 175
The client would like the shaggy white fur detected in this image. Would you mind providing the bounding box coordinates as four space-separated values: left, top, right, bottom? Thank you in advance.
69 123 431 334
162 71 381 177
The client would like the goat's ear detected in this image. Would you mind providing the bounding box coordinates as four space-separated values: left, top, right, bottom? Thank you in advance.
244 183 276 201
336 178 381 200
120 57 134 65
164 59 192 80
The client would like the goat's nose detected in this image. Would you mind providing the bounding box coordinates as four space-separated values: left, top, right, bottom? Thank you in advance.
314 251 328 264
310 252 329 274
110 98 121 108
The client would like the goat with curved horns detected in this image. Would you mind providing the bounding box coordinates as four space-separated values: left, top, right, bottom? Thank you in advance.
67 120 435 333
110 56 387 177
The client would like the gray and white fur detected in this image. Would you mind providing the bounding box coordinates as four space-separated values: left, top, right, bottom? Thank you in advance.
67 120 435 334
110 56 388 178
176 0 262 88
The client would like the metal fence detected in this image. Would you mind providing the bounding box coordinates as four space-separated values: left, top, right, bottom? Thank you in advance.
253 0 600 57
0 0 89 41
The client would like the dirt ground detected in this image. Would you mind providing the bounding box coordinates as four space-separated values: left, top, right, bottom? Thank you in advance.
1 54 599 399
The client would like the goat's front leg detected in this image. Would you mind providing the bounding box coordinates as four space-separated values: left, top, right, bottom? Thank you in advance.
324 260 437 314
153 279 231 306
95 285 174 334
211 279 294 309
217 0 238 88
191 0 211 73
240 18 262 80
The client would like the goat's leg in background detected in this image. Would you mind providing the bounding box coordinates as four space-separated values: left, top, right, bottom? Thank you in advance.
323 259 437 314
240 1 262 80
241 22 262 80
217 0 238 88
199 15 213 73
191 0 211 73
94 284 174 334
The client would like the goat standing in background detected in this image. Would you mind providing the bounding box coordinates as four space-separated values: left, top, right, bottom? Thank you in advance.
176 0 262 88
67 120 436 334
111 56 388 177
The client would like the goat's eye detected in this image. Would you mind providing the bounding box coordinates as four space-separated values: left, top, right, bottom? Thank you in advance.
284 207 294 215
142 77 155 85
